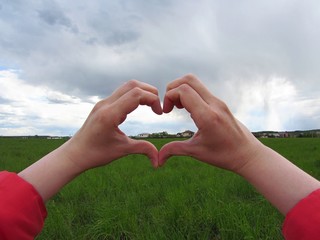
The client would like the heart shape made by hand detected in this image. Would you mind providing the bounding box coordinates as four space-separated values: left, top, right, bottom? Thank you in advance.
71 74 256 175
110 74 258 174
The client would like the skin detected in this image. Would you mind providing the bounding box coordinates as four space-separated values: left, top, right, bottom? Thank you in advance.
159 74 320 215
18 74 320 216
18 80 162 202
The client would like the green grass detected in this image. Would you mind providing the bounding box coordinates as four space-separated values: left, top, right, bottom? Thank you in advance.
1 137 320 239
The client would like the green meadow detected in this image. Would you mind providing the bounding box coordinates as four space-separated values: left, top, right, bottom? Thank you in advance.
1 137 320 239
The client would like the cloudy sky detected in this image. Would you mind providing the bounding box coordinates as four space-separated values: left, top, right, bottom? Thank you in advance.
1 0 320 136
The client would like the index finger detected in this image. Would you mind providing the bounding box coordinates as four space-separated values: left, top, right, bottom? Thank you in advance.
167 74 216 104
108 80 159 104
113 87 162 125
163 84 209 129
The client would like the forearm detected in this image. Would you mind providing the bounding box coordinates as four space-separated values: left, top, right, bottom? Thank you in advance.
237 144 320 215
17 81 162 202
18 140 83 202
161 74 320 216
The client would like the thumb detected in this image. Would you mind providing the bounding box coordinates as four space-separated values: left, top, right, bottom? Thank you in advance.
127 139 159 168
159 140 192 166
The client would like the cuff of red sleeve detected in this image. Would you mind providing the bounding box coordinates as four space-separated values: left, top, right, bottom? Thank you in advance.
0 171 47 238
282 188 320 239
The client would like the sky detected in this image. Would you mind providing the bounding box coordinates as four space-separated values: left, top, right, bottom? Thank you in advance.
1 0 320 136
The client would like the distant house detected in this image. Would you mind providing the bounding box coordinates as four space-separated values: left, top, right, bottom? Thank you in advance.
137 133 150 138
272 133 280 138
150 131 170 138
279 132 289 138
47 136 62 140
178 130 195 138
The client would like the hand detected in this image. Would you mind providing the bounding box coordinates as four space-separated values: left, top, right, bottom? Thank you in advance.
159 74 263 173
19 80 163 202
64 80 163 171
159 74 320 215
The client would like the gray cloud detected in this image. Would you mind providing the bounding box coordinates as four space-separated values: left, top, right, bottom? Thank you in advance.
1 1 319 90
1 0 320 134
46 95 78 104
37 3 78 33
0 97 12 104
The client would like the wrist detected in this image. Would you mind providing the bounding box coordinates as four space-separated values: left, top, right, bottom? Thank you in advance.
233 139 267 176
58 138 89 175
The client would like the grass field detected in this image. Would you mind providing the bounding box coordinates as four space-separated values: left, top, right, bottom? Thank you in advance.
1 137 320 239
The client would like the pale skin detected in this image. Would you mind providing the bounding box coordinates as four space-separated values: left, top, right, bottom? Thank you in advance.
18 74 320 216
159 74 320 215
18 80 163 202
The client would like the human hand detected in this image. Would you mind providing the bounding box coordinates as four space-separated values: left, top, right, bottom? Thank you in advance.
18 80 163 202
65 80 163 172
159 74 263 173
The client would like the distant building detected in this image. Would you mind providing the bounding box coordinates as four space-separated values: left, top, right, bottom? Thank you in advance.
177 130 195 138
279 132 289 138
272 133 280 138
150 131 170 138
47 136 62 140
137 133 150 138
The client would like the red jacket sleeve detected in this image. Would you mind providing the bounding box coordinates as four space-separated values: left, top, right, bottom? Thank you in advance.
0 171 47 240
282 189 320 239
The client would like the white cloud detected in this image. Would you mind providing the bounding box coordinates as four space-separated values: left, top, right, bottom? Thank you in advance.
232 76 320 131
0 70 94 136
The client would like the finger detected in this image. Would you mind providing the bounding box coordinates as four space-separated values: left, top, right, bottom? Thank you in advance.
114 87 162 124
108 80 159 104
163 96 183 113
127 139 159 168
163 84 208 129
164 84 194 114
162 95 174 113
159 140 193 166
167 74 216 104
175 101 184 109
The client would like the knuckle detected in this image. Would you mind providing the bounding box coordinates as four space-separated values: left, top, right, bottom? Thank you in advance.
91 104 110 123
166 83 174 91
179 83 192 93
218 100 230 113
206 101 230 124
92 99 105 112
126 79 140 89
183 73 197 82
153 87 159 95
207 110 221 124
129 87 143 98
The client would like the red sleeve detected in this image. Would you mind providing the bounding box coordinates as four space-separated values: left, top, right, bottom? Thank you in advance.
282 189 320 239
0 171 47 240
